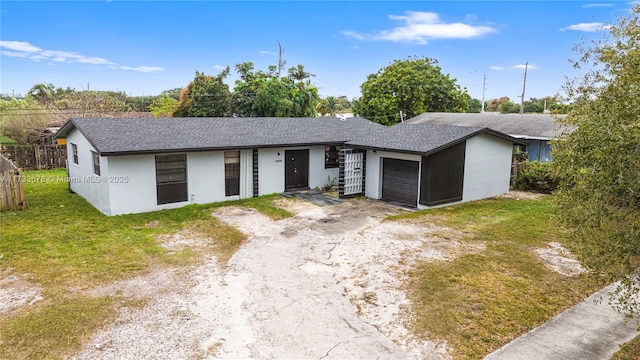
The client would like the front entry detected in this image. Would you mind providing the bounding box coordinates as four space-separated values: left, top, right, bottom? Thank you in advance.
285 149 309 190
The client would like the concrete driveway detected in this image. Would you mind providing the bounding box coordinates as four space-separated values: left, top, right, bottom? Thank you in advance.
73 198 461 359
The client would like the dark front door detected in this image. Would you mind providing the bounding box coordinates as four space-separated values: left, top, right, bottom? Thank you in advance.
382 158 419 206
285 149 309 190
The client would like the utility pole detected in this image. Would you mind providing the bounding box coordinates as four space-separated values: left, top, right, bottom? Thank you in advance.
277 41 286 78
481 73 487 113
519 62 528 114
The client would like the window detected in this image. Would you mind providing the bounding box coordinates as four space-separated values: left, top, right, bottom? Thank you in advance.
72 143 78 165
224 151 240 196
155 154 188 205
325 145 341 168
91 151 101 176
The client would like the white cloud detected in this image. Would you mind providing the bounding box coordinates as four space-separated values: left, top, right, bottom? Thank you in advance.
490 66 504 70
213 65 226 70
512 64 538 70
120 66 165 73
561 22 610 32
342 11 497 44
0 40 164 73
582 3 613 7
0 40 41 52
260 50 276 55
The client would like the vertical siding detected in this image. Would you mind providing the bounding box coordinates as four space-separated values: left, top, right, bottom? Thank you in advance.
239 149 253 199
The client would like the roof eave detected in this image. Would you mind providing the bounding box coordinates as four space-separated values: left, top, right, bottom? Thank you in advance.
100 141 348 156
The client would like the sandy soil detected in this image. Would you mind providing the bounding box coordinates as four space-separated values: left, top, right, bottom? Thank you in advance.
71 199 456 359
0 268 43 314
535 242 585 277
1 195 585 359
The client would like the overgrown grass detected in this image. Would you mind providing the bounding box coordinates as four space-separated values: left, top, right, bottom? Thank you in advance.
388 196 607 359
0 296 146 360
0 168 293 359
611 335 640 360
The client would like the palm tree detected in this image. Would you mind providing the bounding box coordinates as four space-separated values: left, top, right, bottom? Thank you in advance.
27 83 56 104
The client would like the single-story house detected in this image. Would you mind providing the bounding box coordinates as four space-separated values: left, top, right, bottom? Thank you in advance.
56 117 524 215
405 112 571 162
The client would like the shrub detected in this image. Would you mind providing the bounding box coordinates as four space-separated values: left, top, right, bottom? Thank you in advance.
515 161 558 193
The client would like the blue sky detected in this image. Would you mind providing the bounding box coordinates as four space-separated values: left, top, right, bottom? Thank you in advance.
0 1 632 103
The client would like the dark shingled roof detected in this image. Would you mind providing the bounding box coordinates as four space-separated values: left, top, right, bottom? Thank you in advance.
57 117 385 155
56 116 523 156
346 124 524 155
406 112 572 140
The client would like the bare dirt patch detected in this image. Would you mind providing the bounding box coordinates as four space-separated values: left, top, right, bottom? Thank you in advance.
271 197 319 215
157 229 211 252
72 199 479 359
499 190 546 200
535 242 585 277
0 268 43 314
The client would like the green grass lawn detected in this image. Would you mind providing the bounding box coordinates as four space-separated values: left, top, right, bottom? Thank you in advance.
0 168 292 359
388 197 608 359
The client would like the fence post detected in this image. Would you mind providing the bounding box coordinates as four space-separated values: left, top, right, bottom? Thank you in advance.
17 168 28 210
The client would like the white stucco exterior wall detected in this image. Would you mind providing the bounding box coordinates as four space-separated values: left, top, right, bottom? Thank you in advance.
258 147 285 195
258 145 339 195
107 154 162 215
66 129 111 215
309 146 339 189
461 133 513 202
364 150 422 200
107 150 256 216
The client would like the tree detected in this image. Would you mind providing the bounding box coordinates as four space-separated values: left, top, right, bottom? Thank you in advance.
551 5 640 315
27 83 56 104
317 96 339 116
498 100 520 114
172 69 232 117
232 62 318 117
148 93 178 117
466 98 483 113
352 56 469 125
0 98 49 144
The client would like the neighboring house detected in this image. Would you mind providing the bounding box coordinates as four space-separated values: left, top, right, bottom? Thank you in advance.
405 112 570 162
56 117 523 215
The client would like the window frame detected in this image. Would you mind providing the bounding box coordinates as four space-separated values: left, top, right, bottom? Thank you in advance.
155 154 188 205
91 150 101 176
224 151 241 196
324 145 341 169
72 143 79 165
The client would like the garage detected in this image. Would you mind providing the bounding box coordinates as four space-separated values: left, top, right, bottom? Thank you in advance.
381 158 419 206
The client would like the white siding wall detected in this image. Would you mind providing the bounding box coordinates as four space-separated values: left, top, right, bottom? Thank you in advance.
462 134 513 202
66 129 111 215
187 151 228 203
309 146 339 189
258 145 338 195
107 154 161 215
258 147 284 195
107 151 255 215
364 150 422 200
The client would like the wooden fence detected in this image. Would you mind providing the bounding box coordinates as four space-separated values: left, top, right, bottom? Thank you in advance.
0 155 28 211
0 145 67 171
